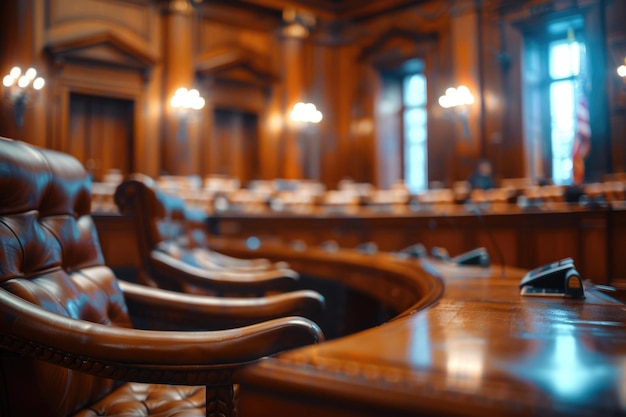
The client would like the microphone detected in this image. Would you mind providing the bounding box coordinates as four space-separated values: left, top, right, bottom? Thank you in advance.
431 246 490 267
431 246 451 261
465 201 506 279
452 247 490 267
399 243 427 259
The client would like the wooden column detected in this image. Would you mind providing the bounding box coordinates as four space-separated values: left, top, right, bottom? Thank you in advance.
450 1 483 173
162 0 196 175
282 36 306 179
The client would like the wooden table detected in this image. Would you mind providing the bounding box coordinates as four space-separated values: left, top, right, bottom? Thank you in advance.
205 239 626 417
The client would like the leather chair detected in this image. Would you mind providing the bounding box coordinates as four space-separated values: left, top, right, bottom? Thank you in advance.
114 173 299 297
0 137 324 417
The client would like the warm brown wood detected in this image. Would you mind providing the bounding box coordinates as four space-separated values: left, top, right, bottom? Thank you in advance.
92 211 625 416
35 0 161 177
95 213 141 271
210 109 260 183
1 0 624 189
0 136 325 417
162 0 197 176
95 202 617 287
608 206 626 288
69 93 134 181
208 204 612 285
185 238 626 417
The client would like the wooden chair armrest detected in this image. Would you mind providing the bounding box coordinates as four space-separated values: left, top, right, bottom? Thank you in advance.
119 280 325 330
189 248 281 272
150 250 300 295
0 288 324 385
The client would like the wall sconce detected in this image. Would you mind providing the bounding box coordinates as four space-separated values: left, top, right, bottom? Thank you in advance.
290 102 323 124
438 85 474 138
170 87 205 117
2 66 45 128
170 87 204 142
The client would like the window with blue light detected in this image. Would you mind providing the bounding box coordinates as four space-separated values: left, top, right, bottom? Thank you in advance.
522 16 587 185
403 73 428 193
548 38 585 185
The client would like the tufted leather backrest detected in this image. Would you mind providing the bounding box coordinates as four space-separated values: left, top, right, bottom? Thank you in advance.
0 137 132 417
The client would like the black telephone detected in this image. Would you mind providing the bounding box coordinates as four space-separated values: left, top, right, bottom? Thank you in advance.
519 258 585 298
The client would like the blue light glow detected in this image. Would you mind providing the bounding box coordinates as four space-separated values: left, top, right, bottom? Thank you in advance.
246 236 260 250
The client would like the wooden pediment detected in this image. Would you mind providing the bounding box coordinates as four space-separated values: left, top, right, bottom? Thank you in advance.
46 30 157 70
358 27 438 63
196 46 279 87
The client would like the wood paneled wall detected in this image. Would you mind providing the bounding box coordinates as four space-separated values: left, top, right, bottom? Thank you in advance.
206 207 612 286
0 0 624 187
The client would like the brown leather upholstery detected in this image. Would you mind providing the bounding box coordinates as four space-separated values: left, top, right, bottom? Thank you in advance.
0 137 324 417
114 173 301 296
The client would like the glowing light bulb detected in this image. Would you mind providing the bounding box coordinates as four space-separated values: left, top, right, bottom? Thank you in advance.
17 75 29 88
192 97 205 110
33 77 45 90
170 87 204 112
457 85 474 105
311 110 323 123
290 102 322 123
9 66 21 79
3 74 15 87
24 67 37 80
439 85 474 108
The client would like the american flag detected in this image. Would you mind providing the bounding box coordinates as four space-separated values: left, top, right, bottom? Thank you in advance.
572 92 591 184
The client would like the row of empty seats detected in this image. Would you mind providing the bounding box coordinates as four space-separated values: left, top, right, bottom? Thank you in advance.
0 137 325 417
4 138 490 417
91 171 626 215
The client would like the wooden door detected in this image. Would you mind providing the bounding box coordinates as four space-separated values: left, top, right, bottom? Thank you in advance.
68 93 134 182
211 109 259 186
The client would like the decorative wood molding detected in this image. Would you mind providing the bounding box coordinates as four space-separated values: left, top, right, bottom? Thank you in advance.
210 0 432 21
0 333 235 386
357 27 439 64
481 0 532 16
196 46 279 87
45 30 158 73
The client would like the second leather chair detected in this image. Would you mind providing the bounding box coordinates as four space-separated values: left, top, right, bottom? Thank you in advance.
114 173 311 297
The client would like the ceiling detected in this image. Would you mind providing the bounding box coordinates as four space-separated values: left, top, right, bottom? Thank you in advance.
207 0 432 21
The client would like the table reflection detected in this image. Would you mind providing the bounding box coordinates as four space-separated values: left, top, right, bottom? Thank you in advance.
445 336 485 392
509 322 624 412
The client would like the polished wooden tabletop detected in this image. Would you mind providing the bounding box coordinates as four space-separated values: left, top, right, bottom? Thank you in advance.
226 241 626 417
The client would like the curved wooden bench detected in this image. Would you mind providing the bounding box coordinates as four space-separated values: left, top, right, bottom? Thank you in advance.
207 238 444 333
